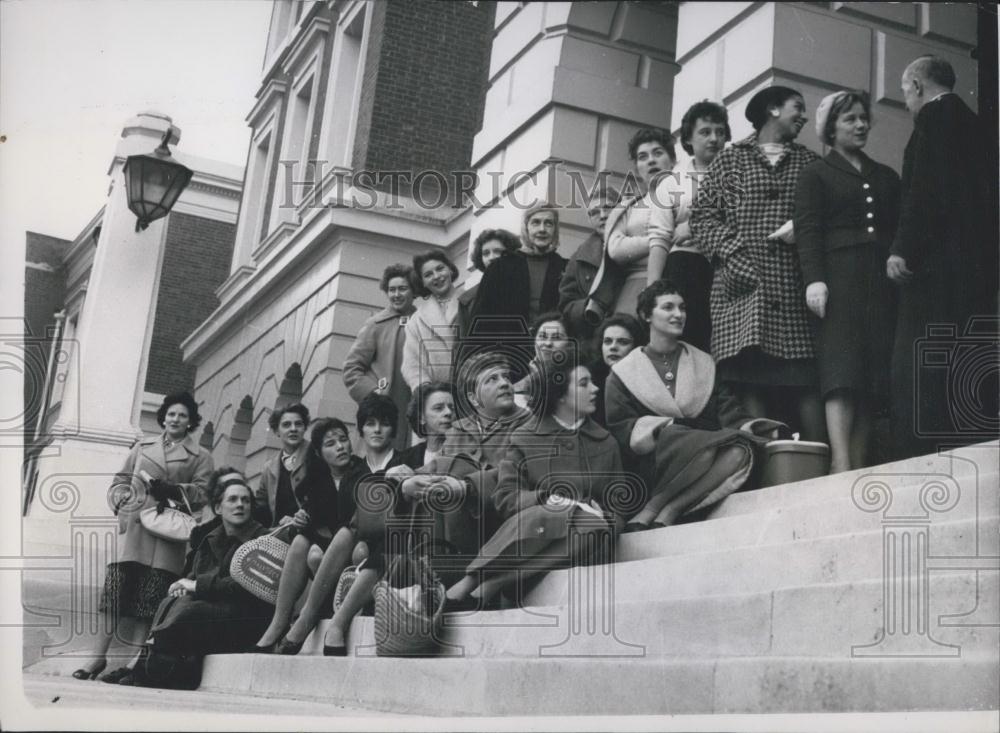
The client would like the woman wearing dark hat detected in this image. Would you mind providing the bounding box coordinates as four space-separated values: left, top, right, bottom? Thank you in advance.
794 90 900 473
689 86 826 441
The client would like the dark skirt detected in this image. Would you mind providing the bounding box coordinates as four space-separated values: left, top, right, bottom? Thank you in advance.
150 594 272 657
664 250 713 353
718 347 818 388
100 561 179 620
811 244 894 400
465 504 613 575
642 424 767 512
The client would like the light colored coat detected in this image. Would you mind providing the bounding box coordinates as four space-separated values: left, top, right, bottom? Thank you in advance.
113 433 214 574
400 296 459 390
253 442 312 528
342 305 415 402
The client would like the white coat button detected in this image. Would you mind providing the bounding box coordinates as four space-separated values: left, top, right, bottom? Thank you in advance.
867 212 874 219
866 197 873 203
862 183 870 189
867 226 874 233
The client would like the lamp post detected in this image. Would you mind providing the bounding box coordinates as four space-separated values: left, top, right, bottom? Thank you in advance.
122 128 193 232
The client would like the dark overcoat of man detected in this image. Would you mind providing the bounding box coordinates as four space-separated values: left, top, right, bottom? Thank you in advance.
887 55 999 459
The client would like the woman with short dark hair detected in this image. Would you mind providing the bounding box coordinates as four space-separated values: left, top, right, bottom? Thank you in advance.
588 313 646 426
74 392 213 683
605 281 785 531
795 90 900 472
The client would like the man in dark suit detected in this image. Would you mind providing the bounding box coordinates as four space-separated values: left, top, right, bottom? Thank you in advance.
888 55 999 459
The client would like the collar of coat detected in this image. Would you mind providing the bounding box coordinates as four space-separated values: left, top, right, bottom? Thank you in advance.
453 405 532 440
610 343 714 418
139 432 200 474
203 518 265 554
529 412 611 442
371 304 415 323
734 133 811 167
573 231 604 268
266 442 312 480
823 148 877 179
414 294 459 332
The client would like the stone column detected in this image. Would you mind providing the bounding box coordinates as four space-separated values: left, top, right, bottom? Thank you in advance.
468 2 678 264
31 112 181 523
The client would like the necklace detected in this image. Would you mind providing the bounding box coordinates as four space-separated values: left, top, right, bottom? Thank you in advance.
645 345 681 382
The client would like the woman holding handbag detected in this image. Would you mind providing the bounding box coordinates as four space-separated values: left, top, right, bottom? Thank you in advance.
72 391 213 683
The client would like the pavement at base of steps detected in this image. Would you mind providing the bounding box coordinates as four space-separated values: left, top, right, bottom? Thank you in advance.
14 675 1000 732
20 673 405 720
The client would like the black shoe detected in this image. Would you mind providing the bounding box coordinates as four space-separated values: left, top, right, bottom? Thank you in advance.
98 666 132 684
275 635 305 656
71 660 106 680
622 521 649 534
650 521 667 529
322 644 347 657
443 595 500 613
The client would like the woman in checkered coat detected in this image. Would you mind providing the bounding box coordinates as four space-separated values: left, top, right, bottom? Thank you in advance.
690 86 826 441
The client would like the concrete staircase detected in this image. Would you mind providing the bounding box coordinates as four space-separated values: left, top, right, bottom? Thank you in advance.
25 442 1000 715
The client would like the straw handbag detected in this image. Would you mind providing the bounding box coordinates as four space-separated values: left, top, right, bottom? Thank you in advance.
372 552 446 657
229 525 291 604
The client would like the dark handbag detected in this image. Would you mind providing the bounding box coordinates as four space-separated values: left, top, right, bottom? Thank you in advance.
134 597 203 690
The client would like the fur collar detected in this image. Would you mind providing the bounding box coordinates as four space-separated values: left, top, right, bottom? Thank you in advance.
610 343 715 418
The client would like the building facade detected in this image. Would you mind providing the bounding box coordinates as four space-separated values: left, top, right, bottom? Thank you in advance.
180 0 980 493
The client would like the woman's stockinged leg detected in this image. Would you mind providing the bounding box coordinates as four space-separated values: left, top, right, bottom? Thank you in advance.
825 391 854 474
285 528 355 643
653 444 747 526
256 534 312 647
322 567 379 649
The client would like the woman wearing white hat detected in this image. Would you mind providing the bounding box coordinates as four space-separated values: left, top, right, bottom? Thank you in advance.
793 91 901 473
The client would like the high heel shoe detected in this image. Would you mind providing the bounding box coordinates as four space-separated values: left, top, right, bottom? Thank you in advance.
98 666 132 684
322 644 347 657
253 626 289 654
71 659 107 680
274 634 305 656
622 521 650 534
650 521 667 529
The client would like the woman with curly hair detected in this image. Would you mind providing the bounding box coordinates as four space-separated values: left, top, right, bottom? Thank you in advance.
74 391 213 683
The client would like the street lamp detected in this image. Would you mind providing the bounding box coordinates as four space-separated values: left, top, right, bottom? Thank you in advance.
122 128 193 232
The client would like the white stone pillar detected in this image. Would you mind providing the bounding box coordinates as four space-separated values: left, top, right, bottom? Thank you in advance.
31 112 181 523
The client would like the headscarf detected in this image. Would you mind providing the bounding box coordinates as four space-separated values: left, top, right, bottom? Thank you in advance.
520 201 561 256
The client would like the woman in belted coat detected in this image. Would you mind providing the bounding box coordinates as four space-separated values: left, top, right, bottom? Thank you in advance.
443 361 626 611
343 263 416 449
74 392 213 682
689 86 825 441
794 91 900 472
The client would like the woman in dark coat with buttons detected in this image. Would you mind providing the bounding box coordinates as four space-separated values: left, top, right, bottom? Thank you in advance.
794 91 900 473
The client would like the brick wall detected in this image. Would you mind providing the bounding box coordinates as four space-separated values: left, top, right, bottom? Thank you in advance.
145 213 236 395
352 0 495 200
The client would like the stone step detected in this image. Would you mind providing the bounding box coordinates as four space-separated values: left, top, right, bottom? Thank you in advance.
273 570 995 661
617 467 999 563
525 514 999 606
198 654 998 715
698 441 998 523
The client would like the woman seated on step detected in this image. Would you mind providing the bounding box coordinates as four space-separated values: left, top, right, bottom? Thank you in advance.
605 280 786 531
146 470 274 661
300 381 457 656
445 358 628 611
255 394 415 654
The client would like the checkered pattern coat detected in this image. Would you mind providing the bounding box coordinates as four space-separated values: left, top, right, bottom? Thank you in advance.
690 135 820 362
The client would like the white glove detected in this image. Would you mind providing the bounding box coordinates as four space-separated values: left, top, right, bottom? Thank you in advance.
805 282 828 319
